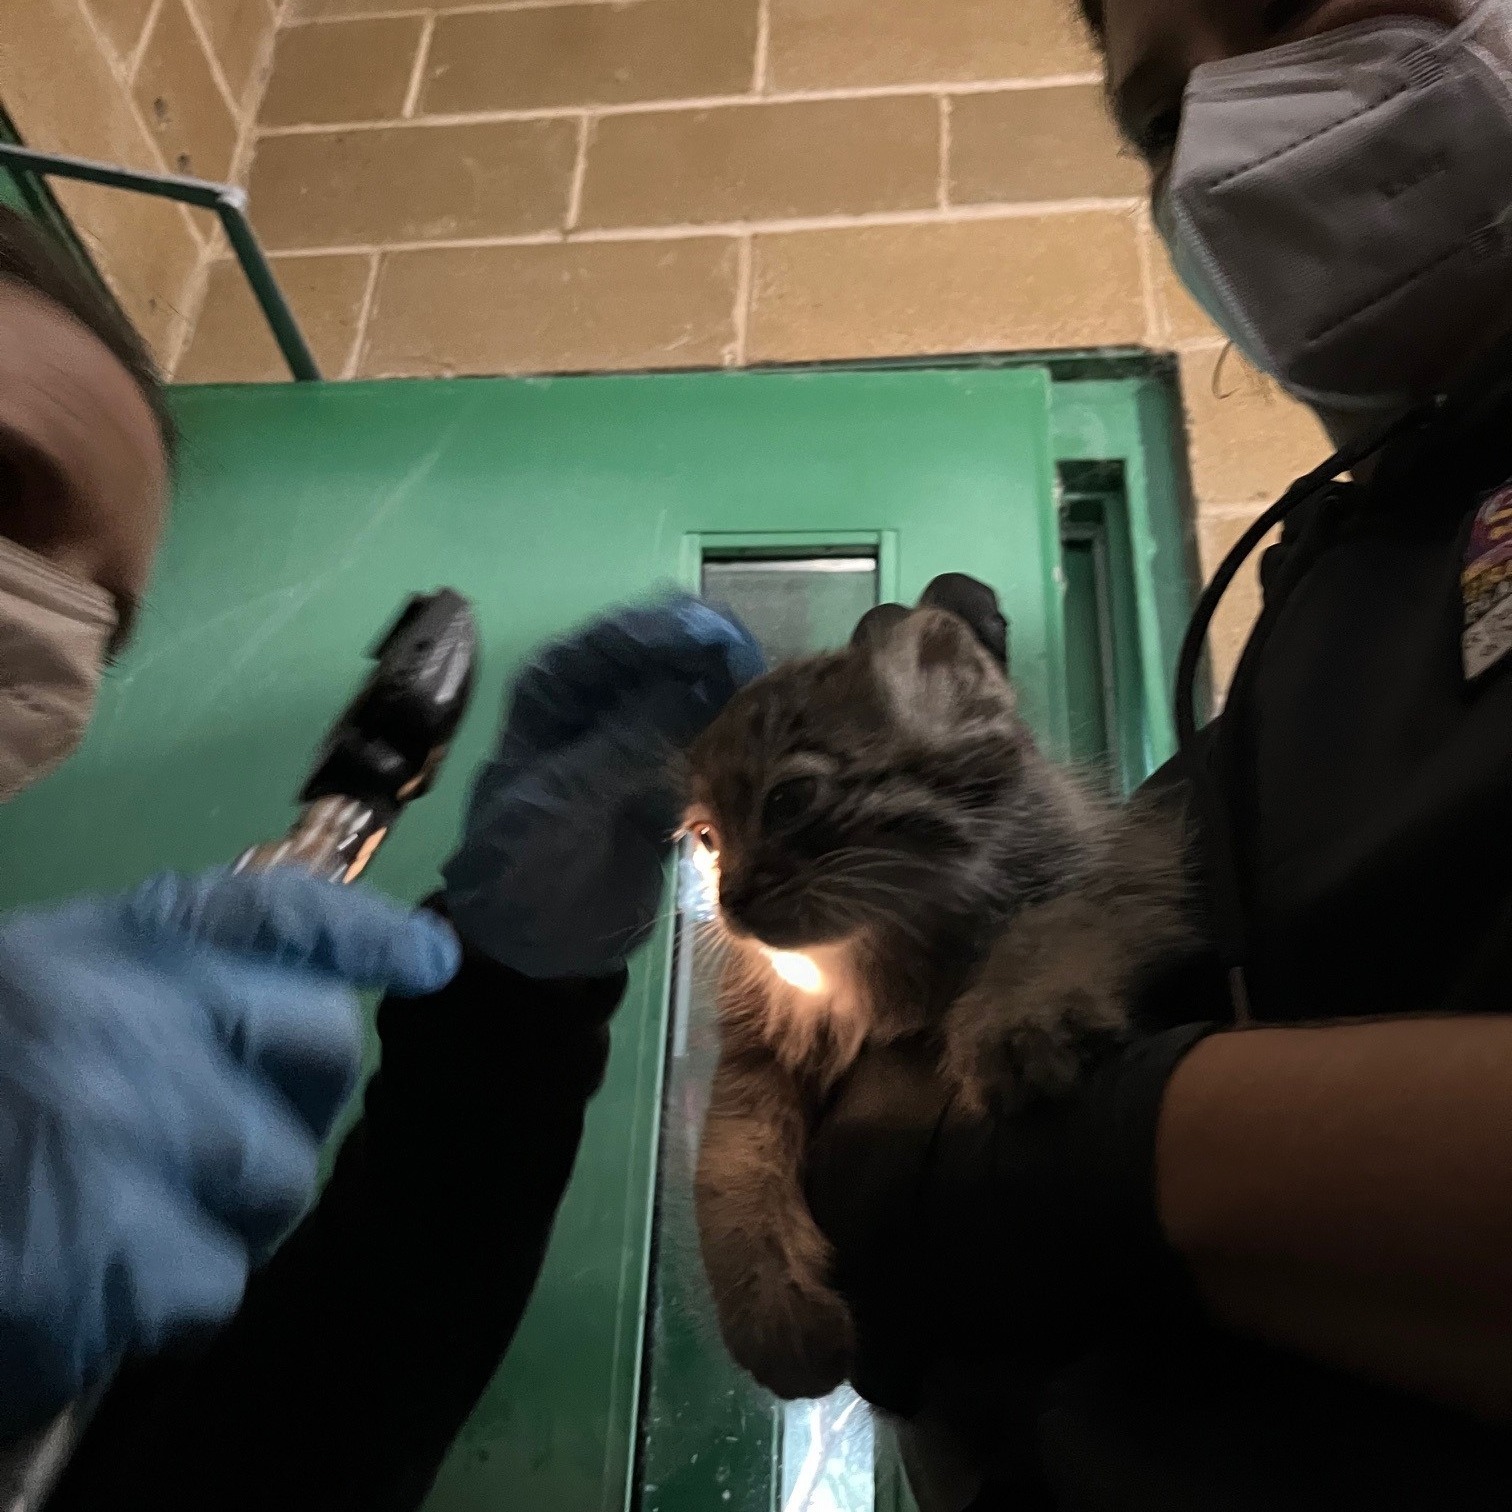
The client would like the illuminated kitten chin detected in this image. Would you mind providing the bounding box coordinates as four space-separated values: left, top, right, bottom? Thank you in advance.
757 936 871 1073
763 948 825 994
686 837 857 1025
687 842 827 986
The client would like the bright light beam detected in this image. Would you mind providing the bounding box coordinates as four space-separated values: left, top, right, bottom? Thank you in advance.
764 948 825 994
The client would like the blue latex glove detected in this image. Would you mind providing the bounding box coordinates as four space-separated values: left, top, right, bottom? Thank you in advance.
0 866 458 1437
443 595 763 979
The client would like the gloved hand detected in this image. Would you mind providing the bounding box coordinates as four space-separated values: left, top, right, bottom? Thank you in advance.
804 1027 1216 1417
443 595 763 979
0 866 458 1437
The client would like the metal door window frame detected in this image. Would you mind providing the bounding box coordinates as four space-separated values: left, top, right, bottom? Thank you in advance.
681 532 900 600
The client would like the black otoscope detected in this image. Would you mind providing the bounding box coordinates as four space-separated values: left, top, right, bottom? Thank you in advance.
236 588 478 881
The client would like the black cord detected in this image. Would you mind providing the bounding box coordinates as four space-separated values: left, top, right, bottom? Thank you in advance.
1174 406 1434 754
1169 400 1436 1019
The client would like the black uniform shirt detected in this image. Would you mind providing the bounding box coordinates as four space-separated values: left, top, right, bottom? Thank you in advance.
1035 360 1512 1511
1207 365 1512 1027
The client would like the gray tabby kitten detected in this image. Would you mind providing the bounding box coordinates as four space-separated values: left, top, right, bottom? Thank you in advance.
685 575 1190 1401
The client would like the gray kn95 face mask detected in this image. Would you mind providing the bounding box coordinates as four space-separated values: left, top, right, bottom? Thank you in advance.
1157 0 1512 415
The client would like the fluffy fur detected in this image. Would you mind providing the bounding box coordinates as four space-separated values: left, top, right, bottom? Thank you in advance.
687 585 1190 1401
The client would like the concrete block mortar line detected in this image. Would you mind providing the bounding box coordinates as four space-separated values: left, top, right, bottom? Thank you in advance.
285 0 765 20
1202 501 1281 521
94 0 210 251
248 0 294 149
71 0 131 84
252 73 1109 135
128 0 169 84
1174 335 1229 355
936 94 951 210
728 233 752 368
257 196 1149 259
174 0 291 373
182 0 282 361
753 0 770 94
430 0 639 10
182 0 245 120
66 0 217 375
349 250 389 377
166 239 216 376
343 250 384 378
400 13 437 118
1133 202 1164 348
564 113 592 231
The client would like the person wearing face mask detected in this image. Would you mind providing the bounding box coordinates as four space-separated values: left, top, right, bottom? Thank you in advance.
803 2 1512 1509
0 205 764 1508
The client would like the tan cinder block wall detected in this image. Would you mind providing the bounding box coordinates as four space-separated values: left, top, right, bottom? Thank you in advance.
0 0 281 367
182 0 1333 683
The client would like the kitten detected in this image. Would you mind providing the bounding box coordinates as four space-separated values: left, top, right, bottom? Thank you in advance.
686 575 1190 1402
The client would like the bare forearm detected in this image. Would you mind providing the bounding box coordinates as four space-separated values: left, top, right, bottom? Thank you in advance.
1157 1018 1512 1417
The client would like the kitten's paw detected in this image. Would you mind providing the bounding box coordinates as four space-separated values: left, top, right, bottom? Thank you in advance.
950 1071 994 1119
724 1268 856 1401
940 1007 1097 1111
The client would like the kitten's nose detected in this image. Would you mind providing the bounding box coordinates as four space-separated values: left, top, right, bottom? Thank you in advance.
720 877 814 950
718 876 759 922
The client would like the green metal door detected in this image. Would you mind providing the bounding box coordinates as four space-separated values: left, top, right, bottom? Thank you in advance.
636 367 1195 1512
0 359 1196 1511
0 366 1089 1512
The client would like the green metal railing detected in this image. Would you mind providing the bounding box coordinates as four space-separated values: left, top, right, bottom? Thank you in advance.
0 139 319 381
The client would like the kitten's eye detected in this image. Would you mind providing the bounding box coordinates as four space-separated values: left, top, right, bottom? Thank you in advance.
762 776 820 832
681 808 720 854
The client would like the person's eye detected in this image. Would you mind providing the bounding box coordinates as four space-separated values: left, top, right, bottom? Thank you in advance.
1136 104 1184 167
1261 0 1322 37
762 776 820 832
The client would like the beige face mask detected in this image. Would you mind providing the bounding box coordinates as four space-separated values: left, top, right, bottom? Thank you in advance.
0 536 116 802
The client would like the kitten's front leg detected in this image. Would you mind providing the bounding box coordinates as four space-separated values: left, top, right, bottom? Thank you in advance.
696 1041 855 1400
944 802 1190 1110
941 893 1129 1113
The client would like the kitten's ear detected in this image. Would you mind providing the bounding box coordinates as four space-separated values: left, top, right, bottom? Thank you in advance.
850 602 910 652
874 607 1016 735
917 574 1009 674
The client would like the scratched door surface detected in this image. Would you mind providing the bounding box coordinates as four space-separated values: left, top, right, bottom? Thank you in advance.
0 368 1061 1512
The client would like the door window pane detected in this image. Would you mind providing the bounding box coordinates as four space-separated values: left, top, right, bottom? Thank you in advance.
641 557 881 1512
702 558 879 669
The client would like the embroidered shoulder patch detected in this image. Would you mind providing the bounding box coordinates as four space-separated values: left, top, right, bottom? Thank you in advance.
1462 482 1512 679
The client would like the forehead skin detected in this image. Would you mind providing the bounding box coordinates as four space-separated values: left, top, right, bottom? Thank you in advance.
1101 0 1470 169
0 277 168 632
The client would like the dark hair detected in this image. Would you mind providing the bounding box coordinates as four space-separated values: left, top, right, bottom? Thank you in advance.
0 204 175 456
1079 0 1105 37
